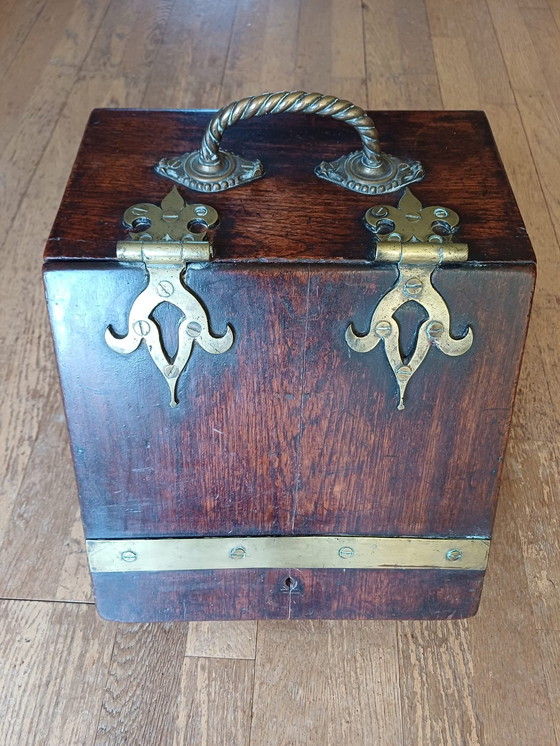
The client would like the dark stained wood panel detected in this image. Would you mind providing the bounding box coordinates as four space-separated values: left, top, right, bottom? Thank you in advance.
92 568 484 622
44 263 309 539
44 263 533 545
44 109 535 265
295 264 534 538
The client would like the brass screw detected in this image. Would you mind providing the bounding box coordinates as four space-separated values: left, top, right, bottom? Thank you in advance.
156 280 175 297
338 546 355 559
194 206 208 217
374 320 392 338
121 550 137 563
230 546 247 560
370 207 388 218
396 365 412 382
446 549 463 562
133 320 151 337
186 321 202 337
427 321 444 339
404 278 423 297
164 365 179 379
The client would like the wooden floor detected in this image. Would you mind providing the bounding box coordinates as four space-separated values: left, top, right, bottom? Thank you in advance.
1 0 559 743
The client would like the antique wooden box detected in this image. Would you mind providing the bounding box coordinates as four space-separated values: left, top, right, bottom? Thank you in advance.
43 93 535 621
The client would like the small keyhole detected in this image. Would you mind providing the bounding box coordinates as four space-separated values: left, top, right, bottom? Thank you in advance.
284 576 297 590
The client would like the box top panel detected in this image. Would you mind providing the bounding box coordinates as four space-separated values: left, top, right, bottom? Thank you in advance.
45 109 535 264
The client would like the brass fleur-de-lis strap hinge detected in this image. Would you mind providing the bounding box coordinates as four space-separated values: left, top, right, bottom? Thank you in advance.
105 187 234 407
346 189 474 410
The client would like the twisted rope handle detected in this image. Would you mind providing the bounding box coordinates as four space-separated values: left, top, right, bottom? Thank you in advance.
200 91 383 169
155 90 424 194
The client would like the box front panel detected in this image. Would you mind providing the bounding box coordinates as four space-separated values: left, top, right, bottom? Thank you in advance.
45 259 533 620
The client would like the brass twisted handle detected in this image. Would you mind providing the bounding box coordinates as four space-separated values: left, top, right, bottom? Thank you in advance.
155 90 424 195
199 91 383 169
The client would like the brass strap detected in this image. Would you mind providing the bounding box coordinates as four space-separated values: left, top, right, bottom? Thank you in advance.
87 536 489 573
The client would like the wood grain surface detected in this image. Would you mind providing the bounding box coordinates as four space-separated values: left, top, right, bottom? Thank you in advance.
44 109 534 264
1 0 559 742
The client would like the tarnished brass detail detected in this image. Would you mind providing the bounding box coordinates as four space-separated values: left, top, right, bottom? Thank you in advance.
87 535 489 573
155 91 424 195
346 189 473 410
106 188 233 407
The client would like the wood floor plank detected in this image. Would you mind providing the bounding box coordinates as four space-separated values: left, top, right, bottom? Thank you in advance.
185 622 257 660
220 0 277 102
95 623 254 745
486 0 560 250
95 622 188 743
522 7 560 119
427 0 514 107
250 621 402 745
0 600 115 746
80 0 173 81
141 0 238 109
504 439 560 630
0 388 90 602
54 507 92 602
538 630 560 743
467 494 557 745
259 0 300 94
0 0 50 83
0 0 79 155
399 487 557 745
363 0 440 109
174 657 254 745
398 620 481 745
328 0 367 102
293 0 368 103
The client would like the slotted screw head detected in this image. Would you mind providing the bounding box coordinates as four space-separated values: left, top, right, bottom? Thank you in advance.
338 546 355 559
404 277 423 297
156 280 175 297
133 320 151 337
427 321 444 339
374 320 392 338
186 321 202 337
164 365 179 379
446 549 463 562
396 365 413 382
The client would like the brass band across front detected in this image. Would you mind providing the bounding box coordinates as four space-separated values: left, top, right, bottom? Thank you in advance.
87 536 490 573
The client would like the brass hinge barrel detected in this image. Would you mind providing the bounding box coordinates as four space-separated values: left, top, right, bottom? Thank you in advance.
116 241 212 264
375 242 468 265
